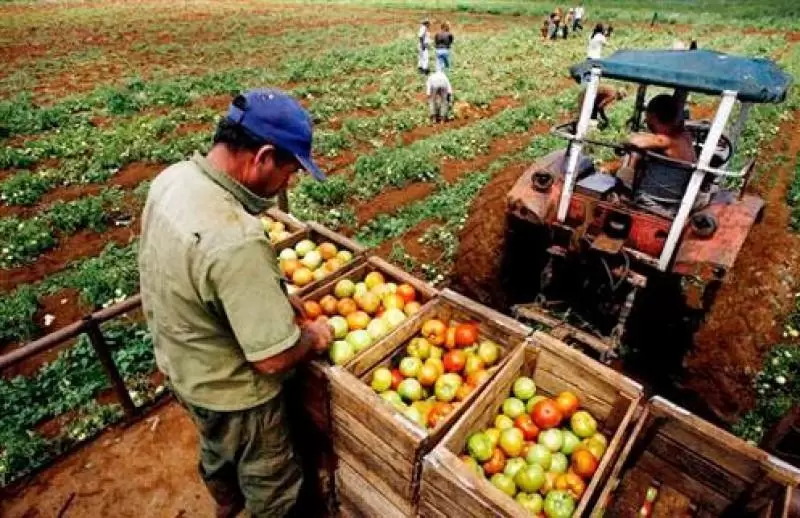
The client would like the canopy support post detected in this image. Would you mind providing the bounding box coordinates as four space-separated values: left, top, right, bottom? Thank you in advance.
658 90 737 271
729 102 752 150
558 67 601 223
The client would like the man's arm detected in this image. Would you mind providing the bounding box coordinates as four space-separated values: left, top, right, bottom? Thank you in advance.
207 239 331 375
628 132 670 151
251 318 331 375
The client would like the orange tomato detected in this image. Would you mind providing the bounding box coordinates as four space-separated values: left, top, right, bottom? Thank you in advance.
571 449 599 479
466 369 491 387
317 242 338 260
482 447 506 476
455 383 474 401
555 472 586 500
346 311 370 330
422 319 447 345
417 363 439 387
303 301 323 319
319 295 339 316
281 259 301 277
445 326 458 349
337 298 358 316
454 323 479 347
555 391 580 418
396 283 417 303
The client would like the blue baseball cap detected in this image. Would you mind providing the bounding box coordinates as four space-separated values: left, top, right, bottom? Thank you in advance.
226 88 325 181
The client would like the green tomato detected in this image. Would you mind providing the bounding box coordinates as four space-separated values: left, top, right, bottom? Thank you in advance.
543 490 576 518
514 463 545 493
503 397 526 419
513 376 537 400
467 432 494 462
550 452 569 474
517 492 544 513
560 430 581 455
504 457 527 479
570 410 598 438
490 473 517 497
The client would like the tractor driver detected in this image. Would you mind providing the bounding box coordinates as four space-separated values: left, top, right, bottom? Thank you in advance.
616 94 698 217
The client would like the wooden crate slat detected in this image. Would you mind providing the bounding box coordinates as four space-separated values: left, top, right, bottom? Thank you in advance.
336 460 409 518
332 408 416 500
329 366 426 461
636 450 731 514
648 433 750 500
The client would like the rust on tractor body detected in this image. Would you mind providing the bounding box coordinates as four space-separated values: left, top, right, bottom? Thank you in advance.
506 151 763 284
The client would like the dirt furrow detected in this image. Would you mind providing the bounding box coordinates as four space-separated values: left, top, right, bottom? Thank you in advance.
685 112 800 422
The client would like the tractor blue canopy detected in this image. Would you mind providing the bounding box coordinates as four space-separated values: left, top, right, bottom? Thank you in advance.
570 49 791 103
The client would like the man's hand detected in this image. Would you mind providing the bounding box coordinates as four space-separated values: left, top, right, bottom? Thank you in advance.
301 317 332 353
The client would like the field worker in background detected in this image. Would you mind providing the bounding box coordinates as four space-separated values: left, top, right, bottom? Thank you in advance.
548 8 562 40
138 88 332 518
434 21 454 71
426 70 453 123
587 23 607 59
579 85 627 130
418 18 431 74
562 9 574 39
573 3 585 32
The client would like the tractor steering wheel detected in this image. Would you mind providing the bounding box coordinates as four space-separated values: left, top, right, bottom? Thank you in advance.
685 120 733 167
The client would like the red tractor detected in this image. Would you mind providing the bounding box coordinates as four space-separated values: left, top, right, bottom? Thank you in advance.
453 49 791 361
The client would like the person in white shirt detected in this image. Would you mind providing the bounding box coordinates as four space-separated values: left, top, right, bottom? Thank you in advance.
426 71 453 123
573 4 585 32
418 19 431 75
587 23 607 60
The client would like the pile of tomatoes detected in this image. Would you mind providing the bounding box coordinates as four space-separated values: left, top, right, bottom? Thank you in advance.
303 271 422 365
278 238 355 292
461 376 607 517
369 318 502 430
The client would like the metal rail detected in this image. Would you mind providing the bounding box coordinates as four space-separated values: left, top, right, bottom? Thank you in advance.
0 294 144 420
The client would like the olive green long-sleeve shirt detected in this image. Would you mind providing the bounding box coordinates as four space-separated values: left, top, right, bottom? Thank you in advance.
139 152 300 411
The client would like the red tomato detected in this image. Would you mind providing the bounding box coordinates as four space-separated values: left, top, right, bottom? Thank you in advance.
427 402 454 428
555 391 580 418
396 283 417 303
514 414 540 441
454 323 479 347
531 398 563 429
443 350 467 373
390 369 404 391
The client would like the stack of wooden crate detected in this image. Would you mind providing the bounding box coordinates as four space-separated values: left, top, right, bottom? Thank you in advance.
328 289 532 516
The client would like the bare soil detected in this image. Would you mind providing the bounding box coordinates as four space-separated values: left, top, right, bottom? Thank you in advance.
683 113 800 422
0 401 214 518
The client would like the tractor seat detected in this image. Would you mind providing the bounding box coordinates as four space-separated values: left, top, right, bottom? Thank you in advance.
632 153 710 219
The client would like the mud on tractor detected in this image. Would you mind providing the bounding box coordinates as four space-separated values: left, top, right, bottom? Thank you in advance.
453 49 791 361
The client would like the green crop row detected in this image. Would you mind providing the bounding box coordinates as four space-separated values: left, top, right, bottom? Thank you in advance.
0 321 158 486
0 37 422 138
0 188 126 268
0 243 139 344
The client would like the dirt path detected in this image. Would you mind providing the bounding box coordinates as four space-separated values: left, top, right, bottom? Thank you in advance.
1 401 213 518
684 112 800 422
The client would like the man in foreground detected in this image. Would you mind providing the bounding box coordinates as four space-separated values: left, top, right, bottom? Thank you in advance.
138 89 332 517
426 69 453 123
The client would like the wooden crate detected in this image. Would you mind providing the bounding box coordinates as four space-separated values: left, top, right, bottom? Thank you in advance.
263 206 306 247
419 331 644 517
295 256 439 435
336 459 408 518
276 221 367 298
327 288 532 515
592 396 800 517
